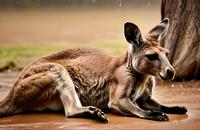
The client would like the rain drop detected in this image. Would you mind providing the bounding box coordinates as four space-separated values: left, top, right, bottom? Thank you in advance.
147 0 151 7
119 0 122 7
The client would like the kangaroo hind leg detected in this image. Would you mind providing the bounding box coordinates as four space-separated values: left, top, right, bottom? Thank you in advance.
51 63 108 123
0 62 107 123
0 91 18 117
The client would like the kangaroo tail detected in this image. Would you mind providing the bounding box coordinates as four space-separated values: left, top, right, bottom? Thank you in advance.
0 91 18 117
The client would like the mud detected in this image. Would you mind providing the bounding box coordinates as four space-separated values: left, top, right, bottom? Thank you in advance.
0 72 200 130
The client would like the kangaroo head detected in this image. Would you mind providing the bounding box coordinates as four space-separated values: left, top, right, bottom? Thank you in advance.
124 18 175 80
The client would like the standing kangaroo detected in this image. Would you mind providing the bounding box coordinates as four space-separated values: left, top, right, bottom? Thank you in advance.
0 18 187 123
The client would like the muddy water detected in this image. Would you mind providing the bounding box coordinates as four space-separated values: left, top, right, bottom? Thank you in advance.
0 72 200 130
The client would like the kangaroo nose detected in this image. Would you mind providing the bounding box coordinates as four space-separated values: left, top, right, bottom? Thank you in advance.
166 68 174 79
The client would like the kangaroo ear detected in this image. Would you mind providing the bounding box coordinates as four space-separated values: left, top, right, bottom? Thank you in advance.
146 18 169 41
124 22 143 46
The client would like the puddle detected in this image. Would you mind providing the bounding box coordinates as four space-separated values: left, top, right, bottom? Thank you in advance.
0 72 200 129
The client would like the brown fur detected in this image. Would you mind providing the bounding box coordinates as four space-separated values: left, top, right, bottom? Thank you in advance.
0 19 187 122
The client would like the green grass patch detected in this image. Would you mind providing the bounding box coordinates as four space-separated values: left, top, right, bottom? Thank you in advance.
0 41 127 71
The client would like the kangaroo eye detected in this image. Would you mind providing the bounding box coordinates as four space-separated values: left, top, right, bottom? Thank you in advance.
166 52 169 57
146 53 158 61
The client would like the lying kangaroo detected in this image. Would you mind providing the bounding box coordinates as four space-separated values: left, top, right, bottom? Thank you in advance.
0 18 187 123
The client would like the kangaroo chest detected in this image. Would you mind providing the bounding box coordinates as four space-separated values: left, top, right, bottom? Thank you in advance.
130 81 147 102
113 65 148 102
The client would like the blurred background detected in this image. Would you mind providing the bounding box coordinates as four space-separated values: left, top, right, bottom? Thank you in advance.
0 0 161 71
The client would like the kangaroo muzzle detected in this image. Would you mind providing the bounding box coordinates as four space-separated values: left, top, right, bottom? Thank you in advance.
159 67 175 80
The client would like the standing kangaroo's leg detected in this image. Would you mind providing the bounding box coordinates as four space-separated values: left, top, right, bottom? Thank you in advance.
136 77 187 114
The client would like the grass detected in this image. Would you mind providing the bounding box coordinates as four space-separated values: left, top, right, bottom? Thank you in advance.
0 41 127 71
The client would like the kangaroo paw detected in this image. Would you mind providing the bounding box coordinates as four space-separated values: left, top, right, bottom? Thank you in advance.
88 106 108 123
146 111 169 121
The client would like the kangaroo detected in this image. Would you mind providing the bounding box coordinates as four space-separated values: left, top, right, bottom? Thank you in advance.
0 18 187 123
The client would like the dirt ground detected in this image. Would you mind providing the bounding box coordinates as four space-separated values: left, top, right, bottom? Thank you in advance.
0 72 200 130
0 7 160 44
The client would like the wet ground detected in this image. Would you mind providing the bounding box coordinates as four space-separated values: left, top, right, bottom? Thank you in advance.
0 72 200 130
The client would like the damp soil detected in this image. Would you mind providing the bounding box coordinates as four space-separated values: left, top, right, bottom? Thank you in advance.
0 72 200 130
